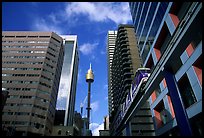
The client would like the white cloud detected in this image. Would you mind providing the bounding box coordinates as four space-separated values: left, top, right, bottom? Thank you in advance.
48 13 61 24
57 76 70 99
100 50 106 55
56 97 66 110
33 18 63 34
31 2 132 36
77 68 83 84
90 101 99 112
90 123 104 136
79 42 98 55
103 84 108 89
105 96 108 101
65 2 132 24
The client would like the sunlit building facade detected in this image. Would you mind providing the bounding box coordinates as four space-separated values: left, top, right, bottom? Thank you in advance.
58 35 79 127
107 31 117 116
108 25 154 136
2 31 64 136
129 2 202 136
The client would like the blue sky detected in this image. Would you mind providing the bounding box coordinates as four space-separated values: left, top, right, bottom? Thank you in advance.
2 2 132 136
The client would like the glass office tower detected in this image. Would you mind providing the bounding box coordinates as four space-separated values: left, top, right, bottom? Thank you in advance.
129 2 202 136
58 35 79 127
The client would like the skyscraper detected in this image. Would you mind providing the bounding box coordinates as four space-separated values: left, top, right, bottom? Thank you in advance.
58 35 79 127
106 30 117 117
129 2 202 136
2 31 64 136
108 25 154 136
104 115 109 130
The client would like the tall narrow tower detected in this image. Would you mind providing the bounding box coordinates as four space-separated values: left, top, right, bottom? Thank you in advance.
85 63 94 129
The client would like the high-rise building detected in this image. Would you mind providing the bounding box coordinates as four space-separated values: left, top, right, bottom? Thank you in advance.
107 31 117 116
129 2 202 136
57 35 79 126
108 25 154 136
52 110 82 136
1 90 9 112
99 115 110 136
2 31 64 136
104 115 109 130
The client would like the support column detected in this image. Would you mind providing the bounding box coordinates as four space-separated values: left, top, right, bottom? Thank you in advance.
164 70 192 136
86 82 91 129
125 121 131 136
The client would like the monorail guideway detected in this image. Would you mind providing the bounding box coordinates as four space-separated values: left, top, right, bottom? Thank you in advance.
112 68 151 135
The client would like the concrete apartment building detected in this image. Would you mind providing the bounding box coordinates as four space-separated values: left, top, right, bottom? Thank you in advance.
108 25 154 136
2 31 64 136
107 30 117 116
129 2 202 136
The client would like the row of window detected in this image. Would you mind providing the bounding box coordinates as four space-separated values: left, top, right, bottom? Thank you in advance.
7 88 36 92
47 51 56 58
46 57 57 64
2 61 44 65
2 121 45 129
48 45 58 53
43 68 54 75
32 113 46 119
38 89 50 95
41 74 52 82
2 80 38 84
2 50 46 54
4 102 48 111
45 63 54 70
3 111 46 120
2 56 45 59
2 40 49 44
2 45 48 49
39 82 51 88
34 105 47 111
2 35 50 38
2 67 41 71
4 82 51 90
2 74 40 77
6 94 49 105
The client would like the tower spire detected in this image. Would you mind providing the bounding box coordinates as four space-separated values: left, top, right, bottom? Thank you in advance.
90 63 92 70
86 63 94 130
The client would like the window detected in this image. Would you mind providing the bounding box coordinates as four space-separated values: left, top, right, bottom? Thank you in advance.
177 74 197 108
35 46 48 48
34 51 46 53
4 36 15 38
38 41 49 43
155 86 162 97
193 56 202 85
16 36 26 38
39 36 50 38
15 112 30 116
154 100 170 128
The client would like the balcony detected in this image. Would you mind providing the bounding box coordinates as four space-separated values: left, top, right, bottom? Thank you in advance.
120 47 129 53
